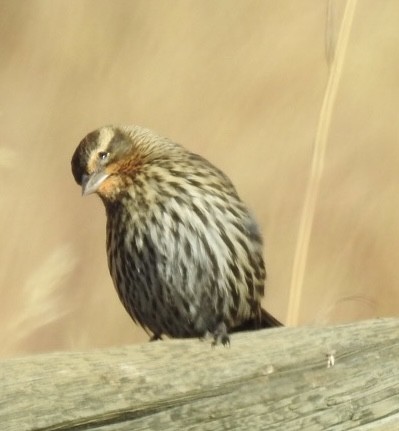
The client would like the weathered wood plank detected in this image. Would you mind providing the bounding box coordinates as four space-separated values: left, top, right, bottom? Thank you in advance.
1 318 399 430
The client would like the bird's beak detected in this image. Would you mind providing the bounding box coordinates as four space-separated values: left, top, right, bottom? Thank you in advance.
81 171 109 196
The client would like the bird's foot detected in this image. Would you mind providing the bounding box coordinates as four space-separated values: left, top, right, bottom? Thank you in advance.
149 333 163 342
211 322 230 347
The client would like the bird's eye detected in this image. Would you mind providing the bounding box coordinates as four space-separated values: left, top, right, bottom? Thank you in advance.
98 151 109 161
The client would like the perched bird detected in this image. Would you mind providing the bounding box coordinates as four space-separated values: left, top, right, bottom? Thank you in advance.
71 125 281 345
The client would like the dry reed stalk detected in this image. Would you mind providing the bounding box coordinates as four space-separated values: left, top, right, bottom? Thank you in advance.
286 0 358 326
0 245 76 356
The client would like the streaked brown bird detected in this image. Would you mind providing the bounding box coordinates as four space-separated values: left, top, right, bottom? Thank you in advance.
71 125 281 345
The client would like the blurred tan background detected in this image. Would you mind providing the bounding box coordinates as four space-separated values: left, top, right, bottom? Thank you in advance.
1 0 398 357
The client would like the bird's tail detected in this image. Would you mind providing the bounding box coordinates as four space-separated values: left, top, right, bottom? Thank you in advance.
258 307 283 327
231 307 283 333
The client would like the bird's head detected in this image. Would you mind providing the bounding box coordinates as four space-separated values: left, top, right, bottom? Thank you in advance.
71 125 180 201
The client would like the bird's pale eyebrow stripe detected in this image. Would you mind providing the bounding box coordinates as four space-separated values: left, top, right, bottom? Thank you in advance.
107 128 127 151
87 127 115 174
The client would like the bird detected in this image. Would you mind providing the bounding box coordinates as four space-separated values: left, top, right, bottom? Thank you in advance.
71 125 282 345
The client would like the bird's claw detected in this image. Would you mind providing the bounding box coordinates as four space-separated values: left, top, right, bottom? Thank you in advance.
211 322 230 347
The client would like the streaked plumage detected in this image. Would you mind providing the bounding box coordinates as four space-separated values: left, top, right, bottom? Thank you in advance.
71 125 281 344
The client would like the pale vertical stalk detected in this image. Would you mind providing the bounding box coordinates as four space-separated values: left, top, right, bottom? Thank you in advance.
286 0 357 326
1 246 76 355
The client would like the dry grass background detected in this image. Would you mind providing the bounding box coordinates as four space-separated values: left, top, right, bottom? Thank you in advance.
1 0 398 357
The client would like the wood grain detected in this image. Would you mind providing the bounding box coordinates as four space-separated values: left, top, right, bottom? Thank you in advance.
1 318 399 430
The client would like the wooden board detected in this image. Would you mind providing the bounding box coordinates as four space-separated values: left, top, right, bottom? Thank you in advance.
1 318 399 430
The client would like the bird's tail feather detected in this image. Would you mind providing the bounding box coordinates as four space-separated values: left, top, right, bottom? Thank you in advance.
258 307 283 327
231 307 283 333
